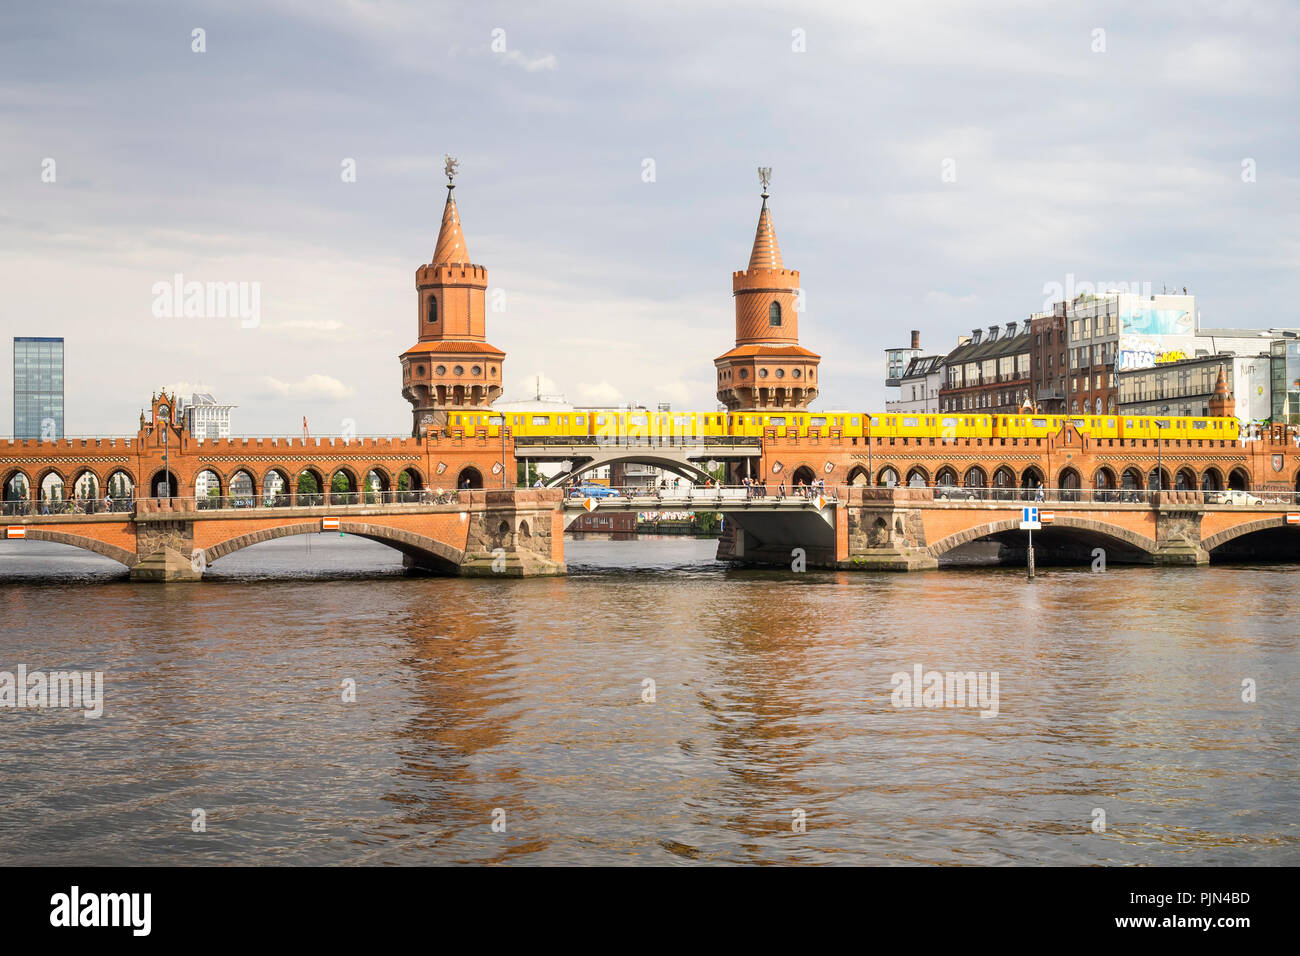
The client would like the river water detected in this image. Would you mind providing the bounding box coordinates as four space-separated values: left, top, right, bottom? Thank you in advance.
0 535 1295 865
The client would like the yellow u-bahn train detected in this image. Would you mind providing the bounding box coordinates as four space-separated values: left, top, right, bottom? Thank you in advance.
446 409 1241 442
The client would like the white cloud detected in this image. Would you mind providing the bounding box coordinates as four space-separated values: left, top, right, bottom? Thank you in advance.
577 381 623 404
261 374 355 400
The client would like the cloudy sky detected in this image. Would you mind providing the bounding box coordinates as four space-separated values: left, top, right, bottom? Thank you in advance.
2 0 1297 435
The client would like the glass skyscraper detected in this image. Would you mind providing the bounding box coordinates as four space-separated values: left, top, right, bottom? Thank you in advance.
13 337 65 439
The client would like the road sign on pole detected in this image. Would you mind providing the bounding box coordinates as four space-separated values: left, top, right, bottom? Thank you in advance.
1019 506 1041 530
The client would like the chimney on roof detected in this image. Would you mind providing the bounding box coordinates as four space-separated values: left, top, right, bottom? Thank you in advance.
911 330 920 350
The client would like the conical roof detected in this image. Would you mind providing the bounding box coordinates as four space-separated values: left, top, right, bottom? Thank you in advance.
432 187 470 265
747 194 783 271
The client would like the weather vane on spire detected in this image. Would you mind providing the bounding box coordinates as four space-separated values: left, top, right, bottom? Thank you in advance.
758 166 772 194
444 154 460 187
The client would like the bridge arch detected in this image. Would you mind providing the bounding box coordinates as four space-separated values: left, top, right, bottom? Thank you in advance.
1202 516 1300 561
847 465 870 486
202 520 465 573
262 468 291 505
1120 466 1143 490
18 529 137 567
364 466 392 501
1174 467 1197 491
1227 467 1250 491
545 455 713 487
457 466 483 490
1058 467 1082 501
1201 467 1223 492
905 465 930 487
296 467 325 506
963 465 987 488
147 468 177 498
936 466 959 488
1020 466 1044 490
927 515 1157 561
105 469 135 501
1093 466 1116 490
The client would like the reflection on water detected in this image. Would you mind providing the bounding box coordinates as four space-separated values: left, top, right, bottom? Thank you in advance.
0 536 1296 865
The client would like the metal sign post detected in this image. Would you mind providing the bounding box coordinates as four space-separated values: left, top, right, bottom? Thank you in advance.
1020 506 1042 580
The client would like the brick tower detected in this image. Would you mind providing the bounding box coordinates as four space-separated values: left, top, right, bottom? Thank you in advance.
1208 365 1234 417
714 170 820 411
400 157 506 435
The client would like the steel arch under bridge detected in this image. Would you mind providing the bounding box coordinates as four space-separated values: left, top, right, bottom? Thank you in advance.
513 437 762 488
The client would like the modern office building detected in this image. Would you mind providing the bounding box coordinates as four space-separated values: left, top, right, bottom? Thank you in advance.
13 336 65 439
1271 339 1300 425
178 391 237 440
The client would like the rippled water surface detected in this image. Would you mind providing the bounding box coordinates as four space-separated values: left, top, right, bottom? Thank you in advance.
0 535 1296 865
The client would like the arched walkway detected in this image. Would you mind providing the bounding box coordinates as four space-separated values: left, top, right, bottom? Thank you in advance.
457 466 483 490
203 521 464 574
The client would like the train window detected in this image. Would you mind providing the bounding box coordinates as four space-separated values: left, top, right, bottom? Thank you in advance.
811 417 826 427
513 416 522 425
531 416 550 426
674 416 690 425
1125 419 1135 427
1031 419 1047 428
489 416 502 426
1072 419 1086 427
1107 418 1115 426
575 416 585 424
868 417 880 426
851 417 860 426
769 416 786 426
1192 421 1207 430
941 417 957 428
902 417 919 427
629 415 648 425
595 414 607 425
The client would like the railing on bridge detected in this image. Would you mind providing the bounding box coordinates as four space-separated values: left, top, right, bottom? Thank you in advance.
0 490 467 517
933 486 1300 506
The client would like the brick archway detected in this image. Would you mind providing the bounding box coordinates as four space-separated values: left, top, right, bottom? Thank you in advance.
203 520 464 572
1201 515 1300 553
19 529 138 567
927 515 1157 559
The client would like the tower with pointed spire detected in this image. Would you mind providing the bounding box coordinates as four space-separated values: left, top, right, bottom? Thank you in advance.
400 157 506 435
714 169 820 411
1208 364 1235 418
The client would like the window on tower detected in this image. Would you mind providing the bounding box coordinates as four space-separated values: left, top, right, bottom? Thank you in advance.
427 297 438 325
769 302 782 327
